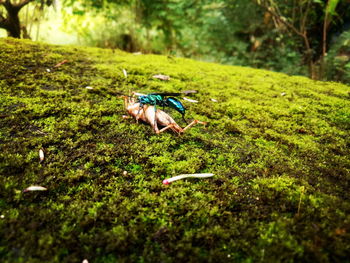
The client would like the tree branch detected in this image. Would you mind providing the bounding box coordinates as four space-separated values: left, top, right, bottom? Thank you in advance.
15 0 34 11
256 2 304 38
300 0 311 34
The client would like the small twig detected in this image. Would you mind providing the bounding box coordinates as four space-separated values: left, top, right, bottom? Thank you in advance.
54 59 68 68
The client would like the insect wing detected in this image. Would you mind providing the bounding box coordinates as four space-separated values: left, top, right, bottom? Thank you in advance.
151 92 182 97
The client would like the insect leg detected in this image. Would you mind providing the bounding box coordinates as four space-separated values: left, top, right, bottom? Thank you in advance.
158 124 180 135
182 120 207 132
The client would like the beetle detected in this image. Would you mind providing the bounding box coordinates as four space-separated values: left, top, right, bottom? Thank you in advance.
120 95 206 134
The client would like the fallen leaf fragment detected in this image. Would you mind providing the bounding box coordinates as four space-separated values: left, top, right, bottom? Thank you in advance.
122 69 128 78
23 186 47 193
153 74 170 81
182 90 198 94
163 173 214 185
39 149 44 162
54 59 68 68
133 92 146 96
183 97 198 103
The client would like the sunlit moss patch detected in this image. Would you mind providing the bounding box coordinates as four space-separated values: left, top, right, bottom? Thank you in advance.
0 38 349 262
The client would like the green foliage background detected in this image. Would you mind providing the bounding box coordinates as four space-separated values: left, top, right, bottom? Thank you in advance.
52 0 350 84
2 0 350 83
1 38 349 262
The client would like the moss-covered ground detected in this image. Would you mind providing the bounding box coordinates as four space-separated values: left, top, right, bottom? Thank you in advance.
0 38 350 262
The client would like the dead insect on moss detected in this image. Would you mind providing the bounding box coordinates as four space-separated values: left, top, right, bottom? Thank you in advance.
23 186 47 192
120 95 206 134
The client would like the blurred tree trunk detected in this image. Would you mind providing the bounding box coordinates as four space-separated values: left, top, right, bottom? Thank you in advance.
319 0 340 80
0 0 34 38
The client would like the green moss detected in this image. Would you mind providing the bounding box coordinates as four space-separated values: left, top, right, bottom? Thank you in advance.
1 37 350 262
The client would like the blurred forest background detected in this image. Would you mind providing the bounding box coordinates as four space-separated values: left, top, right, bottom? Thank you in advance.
1 0 350 84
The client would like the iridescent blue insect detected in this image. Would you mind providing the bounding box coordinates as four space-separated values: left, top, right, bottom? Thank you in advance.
137 93 187 122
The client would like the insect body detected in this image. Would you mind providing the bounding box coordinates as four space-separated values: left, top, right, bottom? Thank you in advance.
120 96 206 134
136 93 186 121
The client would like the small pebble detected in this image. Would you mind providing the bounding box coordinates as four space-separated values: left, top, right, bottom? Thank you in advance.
123 171 128 176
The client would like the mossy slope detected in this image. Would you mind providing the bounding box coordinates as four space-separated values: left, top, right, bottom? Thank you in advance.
0 38 349 262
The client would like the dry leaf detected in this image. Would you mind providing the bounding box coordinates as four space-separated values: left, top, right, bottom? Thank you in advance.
183 97 198 103
23 186 47 192
39 149 44 162
163 173 214 185
122 69 128 78
153 74 170 81
182 90 198 94
54 59 68 68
